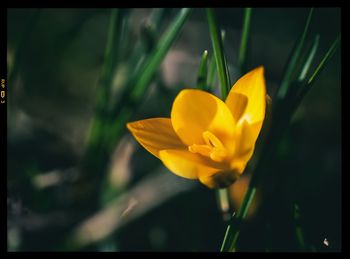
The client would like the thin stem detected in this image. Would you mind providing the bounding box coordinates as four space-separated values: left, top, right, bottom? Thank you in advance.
238 8 252 73
207 53 217 91
298 34 319 82
216 188 231 222
196 50 209 90
131 8 191 100
221 30 231 89
220 185 257 251
307 35 340 85
293 34 340 110
277 8 314 100
85 8 121 150
206 8 230 99
105 8 191 150
220 225 232 251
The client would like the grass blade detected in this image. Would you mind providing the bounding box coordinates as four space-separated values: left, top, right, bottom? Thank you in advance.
238 8 252 74
101 9 122 90
216 188 231 222
130 8 192 100
105 8 191 150
221 30 232 89
292 34 340 109
307 35 340 85
277 8 314 100
196 50 209 90
206 8 230 99
140 8 166 54
207 53 217 91
284 34 320 103
298 34 320 82
86 8 123 149
289 34 340 111
125 9 167 84
220 185 257 252
207 30 229 93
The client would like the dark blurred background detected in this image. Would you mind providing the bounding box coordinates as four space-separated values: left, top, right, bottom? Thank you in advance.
7 8 341 251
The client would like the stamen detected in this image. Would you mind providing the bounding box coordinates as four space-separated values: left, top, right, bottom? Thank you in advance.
188 144 211 157
189 131 229 163
203 131 225 149
210 148 227 162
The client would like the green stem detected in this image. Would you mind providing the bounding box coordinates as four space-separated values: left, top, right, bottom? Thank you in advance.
196 50 209 90
307 35 340 85
206 8 230 99
107 8 191 146
238 8 252 74
220 186 257 251
216 188 231 222
130 8 191 100
277 8 314 100
220 224 232 251
221 30 231 89
294 35 340 110
298 34 319 82
207 53 217 91
85 8 121 150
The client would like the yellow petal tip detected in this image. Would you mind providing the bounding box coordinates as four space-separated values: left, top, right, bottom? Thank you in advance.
126 122 133 130
255 65 264 73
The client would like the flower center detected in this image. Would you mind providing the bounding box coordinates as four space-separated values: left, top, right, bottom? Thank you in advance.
188 131 228 162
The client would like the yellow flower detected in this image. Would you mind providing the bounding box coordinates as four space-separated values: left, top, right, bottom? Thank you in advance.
127 66 266 188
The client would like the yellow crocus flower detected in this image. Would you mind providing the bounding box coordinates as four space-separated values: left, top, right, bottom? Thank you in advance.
127 66 266 188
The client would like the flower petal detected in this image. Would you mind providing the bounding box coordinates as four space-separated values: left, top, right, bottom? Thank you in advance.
171 89 236 146
127 118 184 158
230 120 262 173
226 66 266 125
159 149 220 179
224 92 248 122
236 121 261 157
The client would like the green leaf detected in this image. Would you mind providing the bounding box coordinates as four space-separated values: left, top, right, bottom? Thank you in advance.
130 8 192 100
238 8 252 74
284 34 320 103
221 30 232 89
277 8 314 100
139 8 166 54
105 8 191 150
100 9 122 90
125 8 166 83
206 30 229 93
220 186 257 252
307 35 340 85
292 34 340 108
298 34 320 82
86 8 124 148
206 8 230 99
196 50 209 90
207 53 217 91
